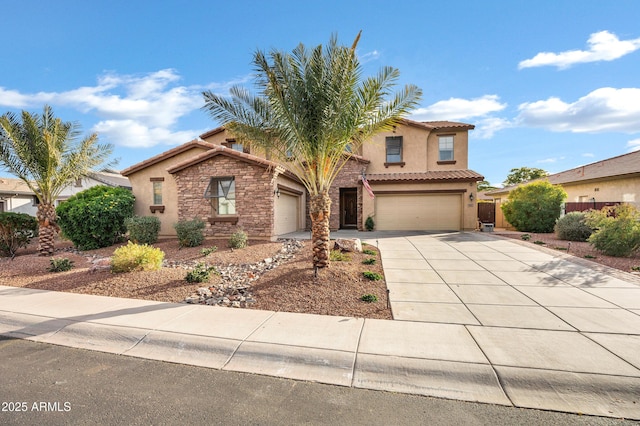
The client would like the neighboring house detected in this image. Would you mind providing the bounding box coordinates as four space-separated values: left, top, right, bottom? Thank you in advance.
0 171 131 216
123 118 483 239
486 150 640 228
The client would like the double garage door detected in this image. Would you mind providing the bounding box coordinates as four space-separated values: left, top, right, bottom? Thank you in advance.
274 192 300 235
375 193 462 231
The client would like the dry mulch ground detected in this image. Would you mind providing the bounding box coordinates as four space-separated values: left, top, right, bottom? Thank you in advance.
0 237 391 320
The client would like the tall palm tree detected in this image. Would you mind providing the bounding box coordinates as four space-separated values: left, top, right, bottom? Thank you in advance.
0 105 114 255
203 33 421 269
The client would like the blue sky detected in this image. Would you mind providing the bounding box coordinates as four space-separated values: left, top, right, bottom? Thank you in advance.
1 0 639 186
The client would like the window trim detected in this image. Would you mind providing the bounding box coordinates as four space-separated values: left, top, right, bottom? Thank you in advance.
438 135 455 162
204 176 238 218
385 136 404 167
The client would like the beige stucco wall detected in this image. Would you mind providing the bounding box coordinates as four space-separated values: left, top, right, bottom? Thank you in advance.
362 180 478 231
363 123 469 174
562 176 640 206
126 146 209 236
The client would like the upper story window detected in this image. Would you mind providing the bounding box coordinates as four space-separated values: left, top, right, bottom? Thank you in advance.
231 143 244 152
438 136 454 162
385 136 403 165
204 176 236 216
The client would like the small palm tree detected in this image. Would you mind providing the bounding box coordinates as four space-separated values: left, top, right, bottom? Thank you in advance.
0 105 114 255
202 33 421 269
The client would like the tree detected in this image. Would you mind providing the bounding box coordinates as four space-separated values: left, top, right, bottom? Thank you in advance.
503 167 548 186
202 33 421 269
0 106 113 255
477 180 497 191
500 180 566 233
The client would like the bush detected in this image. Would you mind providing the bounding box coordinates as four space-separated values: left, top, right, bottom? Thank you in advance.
362 249 377 256
174 218 205 248
185 262 218 283
363 271 383 281
229 229 248 249
330 250 351 261
362 257 376 265
585 205 640 257
0 212 38 258
554 212 593 242
361 294 378 303
48 257 74 272
125 216 161 245
111 241 164 273
365 216 375 231
501 181 566 233
57 185 135 250
201 246 218 256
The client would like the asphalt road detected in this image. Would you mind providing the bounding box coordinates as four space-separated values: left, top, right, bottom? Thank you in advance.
0 337 634 426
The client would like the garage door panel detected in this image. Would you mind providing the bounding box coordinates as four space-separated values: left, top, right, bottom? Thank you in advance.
275 193 299 234
376 194 461 231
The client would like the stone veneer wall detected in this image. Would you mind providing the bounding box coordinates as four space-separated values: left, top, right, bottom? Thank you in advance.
172 156 275 238
304 159 366 231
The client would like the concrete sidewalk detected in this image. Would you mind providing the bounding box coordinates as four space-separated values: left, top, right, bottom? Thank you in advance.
1 231 639 420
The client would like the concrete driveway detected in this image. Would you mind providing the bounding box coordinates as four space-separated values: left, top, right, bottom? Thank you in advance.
1 231 639 420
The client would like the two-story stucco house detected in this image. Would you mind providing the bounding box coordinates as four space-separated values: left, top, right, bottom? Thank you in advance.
122 118 483 238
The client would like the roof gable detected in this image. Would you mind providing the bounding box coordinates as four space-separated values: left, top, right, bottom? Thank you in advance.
121 140 216 176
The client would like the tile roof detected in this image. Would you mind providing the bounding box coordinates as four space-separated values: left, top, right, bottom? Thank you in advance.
486 149 640 196
400 118 475 131
88 171 131 189
0 177 33 195
121 140 217 176
365 170 484 183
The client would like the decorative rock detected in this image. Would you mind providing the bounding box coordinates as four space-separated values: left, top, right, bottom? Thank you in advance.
185 295 201 304
334 238 362 253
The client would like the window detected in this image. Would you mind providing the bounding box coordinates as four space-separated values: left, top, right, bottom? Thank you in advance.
231 143 244 152
152 181 163 205
439 136 454 161
204 177 236 216
385 136 403 163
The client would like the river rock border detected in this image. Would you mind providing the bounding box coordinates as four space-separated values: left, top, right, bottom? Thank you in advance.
182 239 304 307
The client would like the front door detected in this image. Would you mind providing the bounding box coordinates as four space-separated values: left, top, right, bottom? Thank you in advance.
340 188 358 229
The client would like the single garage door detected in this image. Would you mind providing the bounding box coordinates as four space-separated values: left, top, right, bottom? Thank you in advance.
275 192 299 235
375 194 462 231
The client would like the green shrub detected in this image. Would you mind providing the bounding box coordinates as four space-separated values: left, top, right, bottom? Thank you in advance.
554 212 593 242
585 205 640 257
57 185 135 250
362 249 377 256
185 262 219 283
0 212 38 258
125 216 161 245
361 294 378 303
229 229 248 249
533 240 546 245
365 216 375 231
48 257 74 272
174 218 206 248
363 271 383 281
201 246 218 256
521 234 531 241
362 257 376 265
330 250 351 261
111 241 164 273
501 181 566 233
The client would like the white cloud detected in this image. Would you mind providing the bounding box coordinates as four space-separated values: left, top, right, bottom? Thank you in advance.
411 95 506 121
519 31 640 70
537 157 564 164
582 152 595 157
627 138 640 152
92 119 205 148
0 69 227 148
410 95 510 139
517 87 640 133
359 50 380 64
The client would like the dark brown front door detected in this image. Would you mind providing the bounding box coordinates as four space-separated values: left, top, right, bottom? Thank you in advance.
340 188 358 229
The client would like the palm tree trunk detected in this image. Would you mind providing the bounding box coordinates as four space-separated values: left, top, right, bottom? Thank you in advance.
36 203 59 256
309 191 331 269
